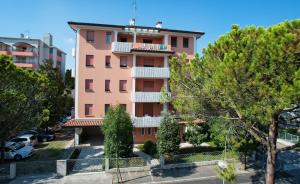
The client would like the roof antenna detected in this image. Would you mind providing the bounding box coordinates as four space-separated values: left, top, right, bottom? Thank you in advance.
129 0 137 26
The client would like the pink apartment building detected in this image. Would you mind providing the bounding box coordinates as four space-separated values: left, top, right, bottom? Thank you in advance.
66 21 204 145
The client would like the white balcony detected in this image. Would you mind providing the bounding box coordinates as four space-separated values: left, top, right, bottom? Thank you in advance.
132 92 162 103
112 42 133 53
111 42 172 53
132 116 162 127
132 67 170 78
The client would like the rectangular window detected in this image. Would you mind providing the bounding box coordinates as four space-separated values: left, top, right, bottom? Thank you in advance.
143 39 153 43
86 55 94 67
141 128 145 136
120 104 127 111
85 79 93 92
105 80 110 92
171 37 177 47
120 56 128 68
147 128 151 135
105 104 110 114
120 37 127 42
85 104 93 116
86 31 95 42
153 128 158 135
105 56 111 68
106 32 112 44
144 80 154 92
119 80 127 92
183 37 189 48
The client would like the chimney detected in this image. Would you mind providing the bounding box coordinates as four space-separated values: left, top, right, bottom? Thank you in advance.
129 18 135 26
155 21 162 28
43 33 53 46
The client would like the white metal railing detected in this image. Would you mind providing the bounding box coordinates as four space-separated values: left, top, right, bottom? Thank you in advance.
132 92 161 102
132 67 170 78
278 132 300 144
111 42 133 53
132 116 162 127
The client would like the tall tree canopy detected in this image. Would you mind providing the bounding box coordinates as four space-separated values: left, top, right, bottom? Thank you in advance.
169 20 300 184
0 55 49 161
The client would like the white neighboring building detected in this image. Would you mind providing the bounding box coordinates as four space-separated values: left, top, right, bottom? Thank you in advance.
0 33 66 77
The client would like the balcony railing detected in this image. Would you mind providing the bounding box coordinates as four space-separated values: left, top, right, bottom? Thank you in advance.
112 42 172 53
132 116 162 127
132 67 170 78
132 92 161 103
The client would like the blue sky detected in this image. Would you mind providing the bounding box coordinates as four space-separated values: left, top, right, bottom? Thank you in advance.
1 0 299 72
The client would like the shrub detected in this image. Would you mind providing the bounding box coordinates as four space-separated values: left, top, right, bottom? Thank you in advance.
143 140 157 156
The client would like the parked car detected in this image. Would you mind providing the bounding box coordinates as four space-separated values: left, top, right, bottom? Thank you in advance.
16 130 39 136
37 131 55 142
6 134 38 147
4 142 34 160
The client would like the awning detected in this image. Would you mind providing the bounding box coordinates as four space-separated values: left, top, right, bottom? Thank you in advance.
63 119 103 127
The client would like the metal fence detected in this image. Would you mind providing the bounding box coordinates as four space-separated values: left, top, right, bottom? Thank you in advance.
16 160 56 176
109 157 148 169
165 151 239 165
278 132 300 144
0 163 10 179
67 158 105 174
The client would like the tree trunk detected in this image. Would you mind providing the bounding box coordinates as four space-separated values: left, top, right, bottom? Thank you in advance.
242 151 247 170
265 114 278 184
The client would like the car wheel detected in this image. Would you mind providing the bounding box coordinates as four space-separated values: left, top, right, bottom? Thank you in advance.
14 154 22 160
42 138 47 142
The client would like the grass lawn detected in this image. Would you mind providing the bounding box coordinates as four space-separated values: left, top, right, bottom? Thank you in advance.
27 129 73 161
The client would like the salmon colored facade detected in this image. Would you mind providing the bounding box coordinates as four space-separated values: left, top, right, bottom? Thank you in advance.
68 21 204 144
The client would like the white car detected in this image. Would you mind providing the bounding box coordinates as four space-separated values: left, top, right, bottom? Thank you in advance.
6 134 38 147
4 142 34 160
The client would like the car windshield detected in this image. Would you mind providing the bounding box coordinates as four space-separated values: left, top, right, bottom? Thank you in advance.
9 142 25 150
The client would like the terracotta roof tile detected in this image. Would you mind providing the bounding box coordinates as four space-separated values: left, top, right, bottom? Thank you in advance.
63 119 103 127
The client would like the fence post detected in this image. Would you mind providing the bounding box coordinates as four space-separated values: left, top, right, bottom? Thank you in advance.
57 160 67 176
160 155 165 169
105 158 109 171
9 162 16 179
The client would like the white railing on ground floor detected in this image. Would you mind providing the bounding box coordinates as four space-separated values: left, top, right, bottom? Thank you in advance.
132 116 162 127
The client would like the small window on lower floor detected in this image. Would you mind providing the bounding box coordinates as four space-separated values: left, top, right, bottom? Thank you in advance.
141 128 145 136
147 128 151 135
120 104 126 111
85 104 93 116
105 104 110 114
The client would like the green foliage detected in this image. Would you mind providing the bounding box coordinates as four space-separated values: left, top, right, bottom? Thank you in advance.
143 140 157 156
157 111 180 157
102 105 133 158
38 60 72 128
0 55 49 159
159 86 171 104
216 162 236 184
65 69 74 90
185 123 209 147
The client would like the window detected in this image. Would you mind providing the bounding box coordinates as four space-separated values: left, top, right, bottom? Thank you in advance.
105 56 111 68
183 37 189 48
105 80 110 92
86 55 94 67
143 39 153 43
85 104 93 116
105 104 110 114
106 32 112 44
153 128 158 135
144 80 154 92
141 128 145 136
85 79 93 92
120 104 127 111
171 37 177 47
120 37 127 42
119 80 127 92
120 56 128 67
86 31 95 42
144 59 154 67
147 128 151 135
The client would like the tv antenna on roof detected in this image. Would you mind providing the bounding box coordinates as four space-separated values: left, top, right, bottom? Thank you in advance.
129 0 137 26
